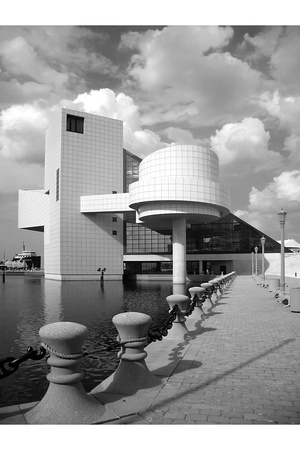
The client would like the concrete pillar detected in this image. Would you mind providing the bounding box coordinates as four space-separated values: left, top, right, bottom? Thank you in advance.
172 218 186 288
199 260 203 274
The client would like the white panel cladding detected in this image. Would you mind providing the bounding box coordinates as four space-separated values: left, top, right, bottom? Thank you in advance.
129 145 230 224
18 190 49 229
80 193 131 213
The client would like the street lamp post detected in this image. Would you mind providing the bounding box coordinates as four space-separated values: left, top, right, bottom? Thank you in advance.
251 252 254 275
254 246 258 277
278 208 287 294
261 236 266 285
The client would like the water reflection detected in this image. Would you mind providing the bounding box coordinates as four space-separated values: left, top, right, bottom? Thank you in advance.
0 276 173 407
44 280 63 324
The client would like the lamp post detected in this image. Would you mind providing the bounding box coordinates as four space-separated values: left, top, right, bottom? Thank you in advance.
251 252 254 275
278 208 287 294
254 246 258 277
261 236 266 285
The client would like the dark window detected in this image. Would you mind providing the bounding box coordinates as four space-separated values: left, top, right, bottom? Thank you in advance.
124 212 171 254
66 114 84 133
56 168 59 201
112 230 117 235
112 217 117 222
112 191 117 194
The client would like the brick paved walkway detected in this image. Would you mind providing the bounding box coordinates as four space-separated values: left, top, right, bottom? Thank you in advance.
1 275 300 425
112 275 300 424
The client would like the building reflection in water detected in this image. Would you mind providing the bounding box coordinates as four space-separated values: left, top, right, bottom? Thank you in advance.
43 279 63 324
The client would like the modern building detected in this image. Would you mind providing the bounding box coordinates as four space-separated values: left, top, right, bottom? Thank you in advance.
19 108 284 281
278 239 300 253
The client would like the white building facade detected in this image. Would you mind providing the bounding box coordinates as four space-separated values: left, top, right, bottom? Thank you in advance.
19 108 125 280
19 108 283 281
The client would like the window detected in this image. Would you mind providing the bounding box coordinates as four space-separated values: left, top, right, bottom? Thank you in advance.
112 217 117 222
112 230 117 235
66 114 84 133
112 191 117 194
56 169 59 201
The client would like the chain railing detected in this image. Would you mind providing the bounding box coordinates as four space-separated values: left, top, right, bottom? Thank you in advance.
0 273 237 380
104 304 180 350
183 296 197 317
0 346 47 379
146 304 179 345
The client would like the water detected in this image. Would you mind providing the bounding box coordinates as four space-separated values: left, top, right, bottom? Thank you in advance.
0 275 174 407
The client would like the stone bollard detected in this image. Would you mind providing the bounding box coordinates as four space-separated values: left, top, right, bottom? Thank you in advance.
163 294 190 340
188 287 207 320
201 282 214 307
268 278 280 293
210 279 221 301
217 278 225 295
91 312 162 396
25 321 113 424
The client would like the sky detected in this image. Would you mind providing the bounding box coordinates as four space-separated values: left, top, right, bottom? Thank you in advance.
1 2 300 263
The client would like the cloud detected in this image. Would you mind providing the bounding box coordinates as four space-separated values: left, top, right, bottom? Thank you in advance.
259 90 300 134
0 26 120 111
69 88 141 131
240 27 283 61
210 117 283 173
269 27 300 92
63 88 169 157
0 103 51 163
120 26 265 127
0 36 68 90
248 171 300 212
164 127 207 146
235 170 300 240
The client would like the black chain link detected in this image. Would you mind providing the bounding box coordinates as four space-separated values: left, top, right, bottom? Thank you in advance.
146 304 179 345
0 346 47 379
184 296 197 317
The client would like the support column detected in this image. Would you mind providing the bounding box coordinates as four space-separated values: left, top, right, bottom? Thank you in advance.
199 260 203 275
172 218 186 291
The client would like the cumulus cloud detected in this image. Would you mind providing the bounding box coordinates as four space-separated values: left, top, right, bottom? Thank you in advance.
164 127 207 146
120 26 265 127
248 171 300 212
235 170 300 240
269 27 300 92
63 88 169 157
240 27 283 61
69 88 141 131
210 117 283 173
0 103 51 163
0 36 69 90
259 90 300 134
0 26 120 111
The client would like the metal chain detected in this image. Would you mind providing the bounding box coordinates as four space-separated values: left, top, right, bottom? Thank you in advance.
146 304 179 345
184 296 197 317
0 346 46 379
